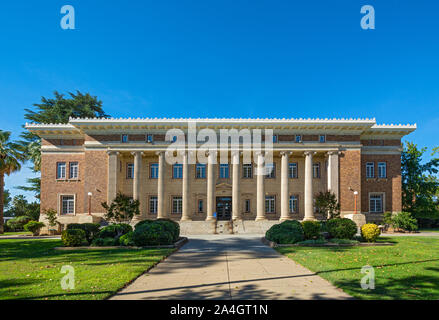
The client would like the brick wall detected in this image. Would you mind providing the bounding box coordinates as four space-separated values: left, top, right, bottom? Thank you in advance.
339 150 362 212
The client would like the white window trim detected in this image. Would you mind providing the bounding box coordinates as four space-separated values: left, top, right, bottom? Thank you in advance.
69 162 79 180
369 192 386 213
378 162 387 178
56 162 67 180
366 162 375 178
58 194 76 216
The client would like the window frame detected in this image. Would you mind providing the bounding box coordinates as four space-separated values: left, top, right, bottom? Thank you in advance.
195 163 206 179
242 163 253 179
121 134 129 143
378 162 387 178
60 194 75 215
219 163 230 179
150 163 159 179
173 164 183 179
56 162 66 180
295 135 302 143
198 199 204 213
149 196 158 214
126 163 134 179
265 195 276 214
146 134 154 143
172 196 183 214
69 162 79 179
265 163 276 179
312 162 320 178
319 135 326 143
366 162 375 178
369 193 385 213
289 195 298 213
288 162 298 179
244 199 251 213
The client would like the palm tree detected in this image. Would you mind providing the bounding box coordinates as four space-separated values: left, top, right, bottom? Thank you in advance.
0 131 25 233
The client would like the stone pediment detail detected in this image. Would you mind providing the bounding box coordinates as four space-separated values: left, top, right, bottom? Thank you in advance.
216 182 232 190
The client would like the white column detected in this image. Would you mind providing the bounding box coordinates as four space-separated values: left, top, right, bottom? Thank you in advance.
157 151 166 219
107 151 119 203
206 151 216 221
304 151 315 221
232 151 241 220
256 152 266 221
327 151 340 201
181 151 191 221
280 151 291 221
132 151 143 201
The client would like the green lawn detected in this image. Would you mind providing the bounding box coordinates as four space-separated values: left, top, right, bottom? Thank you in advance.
0 231 32 236
419 228 439 233
0 239 174 300
277 237 439 300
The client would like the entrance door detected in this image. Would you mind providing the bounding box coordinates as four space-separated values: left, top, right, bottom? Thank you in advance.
216 197 232 220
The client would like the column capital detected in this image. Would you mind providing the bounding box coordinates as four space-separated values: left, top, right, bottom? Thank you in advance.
131 151 144 156
280 151 292 156
155 151 165 156
107 150 120 156
303 151 316 157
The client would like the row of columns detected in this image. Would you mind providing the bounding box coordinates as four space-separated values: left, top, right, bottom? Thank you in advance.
107 150 339 221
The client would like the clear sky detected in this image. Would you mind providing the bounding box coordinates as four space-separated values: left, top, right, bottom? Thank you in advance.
1 0 438 202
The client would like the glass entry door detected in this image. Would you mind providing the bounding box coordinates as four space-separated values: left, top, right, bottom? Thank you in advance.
216 197 232 221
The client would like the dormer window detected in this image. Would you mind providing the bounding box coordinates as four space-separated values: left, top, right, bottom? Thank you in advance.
121 134 128 143
147 134 154 143
295 135 302 143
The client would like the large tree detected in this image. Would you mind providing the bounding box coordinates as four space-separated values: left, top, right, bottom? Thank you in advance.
20 90 109 198
0 131 25 233
401 141 439 220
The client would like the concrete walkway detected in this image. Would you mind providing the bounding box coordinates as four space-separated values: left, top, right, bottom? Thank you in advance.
111 235 352 300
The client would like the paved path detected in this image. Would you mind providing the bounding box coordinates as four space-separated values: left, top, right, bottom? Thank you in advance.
111 235 352 300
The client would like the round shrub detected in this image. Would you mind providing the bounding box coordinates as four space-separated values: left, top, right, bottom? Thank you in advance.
61 229 86 247
91 237 118 247
119 231 135 246
6 216 31 231
361 223 381 242
98 223 132 239
301 221 322 240
326 218 358 239
392 211 418 232
24 221 45 236
156 219 180 242
134 219 154 230
67 223 101 243
133 222 173 246
265 220 304 244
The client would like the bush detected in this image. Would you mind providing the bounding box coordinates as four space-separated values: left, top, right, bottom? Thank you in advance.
301 221 321 240
24 221 45 236
133 222 174 246
91 237 118 247
265 220 304 244
119 231 135 246
61 229 87 247
361 223 381 242
383 212 393 225
392 211 418 232
6 216 31 231
156 219 180 242
67 223 101 243
329 238 360 245
98 223 132 239
134 219 154 230
326 218 358 239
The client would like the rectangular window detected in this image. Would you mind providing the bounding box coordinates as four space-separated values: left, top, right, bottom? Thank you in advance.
272 135 278 143
378 162 387 178
245 199 251 213
319 135 326 143
149 196 158 214
243 163 253 178
198 200 204 213
265 195 276 213
219 164 229 179
288 163 298 178
121 134 128 143
295 135 302 143
370 194 383 213
366 162 375 178
69 162 78 179
150 163 159 179
196 164 206 179
147 134 154 143
312 163 320 178
289 195 298 213
172 196 183 214
127 163 134 179
173 164 183 179
61 195 75 214
265 163 276 178
57 162 66 179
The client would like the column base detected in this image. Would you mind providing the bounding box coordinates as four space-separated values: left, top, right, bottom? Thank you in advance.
302 216 317 221
279 216 293 222
255 217 267 221
205 217 216 221
180 217 192 221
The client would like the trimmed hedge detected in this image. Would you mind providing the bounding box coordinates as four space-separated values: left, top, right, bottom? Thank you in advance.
133 222 173 246
61 229 87 247
91 237 118 246
24 221 45 236
155 219 180 242
119 231 135 246
301 221 321 240
326 218 358 239
67 223 100 243
265 220 304 244
98 223 132 239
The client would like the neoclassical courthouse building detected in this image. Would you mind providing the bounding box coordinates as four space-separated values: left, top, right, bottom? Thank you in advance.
26 117 415 234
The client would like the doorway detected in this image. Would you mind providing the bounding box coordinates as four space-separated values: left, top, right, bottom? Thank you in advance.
216 197 232 220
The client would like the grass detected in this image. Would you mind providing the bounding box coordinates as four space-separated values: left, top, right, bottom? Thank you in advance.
0 239 174 300
419 228 439 233
277 236 439 300
0 231 32 236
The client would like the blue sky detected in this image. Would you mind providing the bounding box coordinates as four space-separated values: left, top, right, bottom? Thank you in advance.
1 0 438 202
